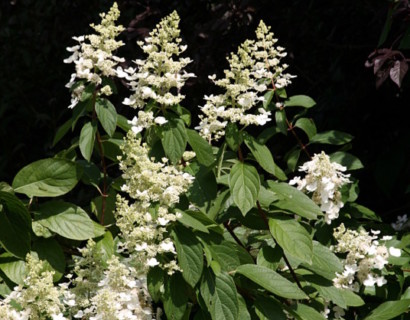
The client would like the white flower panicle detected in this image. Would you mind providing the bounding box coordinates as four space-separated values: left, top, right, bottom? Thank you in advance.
64 2 125 108
289 151 351 224
332 224 401 291
196 20 295 142
116 131 194 274
118 11 195 109
0 254 68 320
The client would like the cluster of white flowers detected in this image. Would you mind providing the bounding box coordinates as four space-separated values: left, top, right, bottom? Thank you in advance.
116 131 194 274
64 2 125 108
321 301 345 319
196 20 295 142
289 151 351 224
391 214 409 231
69 242 152 320
127 111 168 134
117 11 195 109
332 223 401 291
0 254 68 320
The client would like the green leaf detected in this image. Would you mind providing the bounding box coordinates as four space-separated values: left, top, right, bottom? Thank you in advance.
257 245 282 270
163 272 188 320
329 151 363 170
0 253 26 285
243 133 287 180
162 118 187 164
343 203 382 222
177 210 209 234
290 303 326 320
236 264 308 299
116 114 132 132
309 130 353 145
12 158 82 198
90 189 117 226
52 118 72 147
225 123 242 151
269 216 313 264
285 147 301 172
186 129 215 167
33 201 105 240
294 118 317 140
209 240 254 272
263 90 275 109
171 225 203 288
171 104 191 126
307 276 364 308
0 182 13 193
33 238 65 282
254 295 287 320
79 121 97 161
267 181 322 220
101 138 123 162
185 163 217 209
275 110 288 135
95 98 117 137
284 95 316 108
77 160 101 189
147 266 165 303
302 241 343 280
95 231 115 268
0 192 31 258
207 189 231 221
229 163 260 216
364 300 410 320
200 269 239 320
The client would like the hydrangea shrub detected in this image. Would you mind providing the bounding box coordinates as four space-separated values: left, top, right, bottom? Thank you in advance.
0 3 409 320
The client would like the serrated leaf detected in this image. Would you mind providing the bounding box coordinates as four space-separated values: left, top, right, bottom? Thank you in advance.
171 104 191 126
364 299 410 320
309 130 353 145
302 241 343 280
200 269 239 320
267 181 322 220
33 201 105 240
284 95 316 108
343 203 382 222
285 147 301 172
33 238 65 282
263 90 275 109
225 123 242 151
77 160 101 188
163 272 188 320
79 121 97 161
236 264 308 299
243 133 287 180
186 129 215 167
254 295 287 320
171 225 203 288
229 163 260 216
95 98 117 137
209 240 254 272
185 163 217 208
0 192 31 258
12 158 82 198
237 295 251 320
177 210 209 234
0 253 26 285
294 118 317 140
162 118 187 164
116 114 132 132
269 216 313 264
329 151 363 170
257 245 282 270
307 276 364 308
95 231 114 268
290 303 326 320
147 266 165 303
52 118 72 147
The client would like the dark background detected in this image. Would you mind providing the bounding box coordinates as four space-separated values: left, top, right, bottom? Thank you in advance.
1 0 409 222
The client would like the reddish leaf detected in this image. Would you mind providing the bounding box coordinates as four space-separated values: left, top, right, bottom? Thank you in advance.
389 60 409 88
